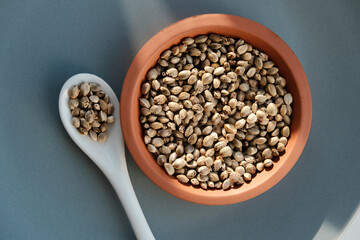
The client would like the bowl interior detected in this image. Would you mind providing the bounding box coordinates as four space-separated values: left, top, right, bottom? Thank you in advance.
120 14 312 205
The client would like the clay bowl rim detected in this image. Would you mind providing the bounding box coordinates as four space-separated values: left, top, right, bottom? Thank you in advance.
120 14 312 205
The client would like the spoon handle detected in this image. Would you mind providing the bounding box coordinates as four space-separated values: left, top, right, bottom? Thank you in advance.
107 168 155 240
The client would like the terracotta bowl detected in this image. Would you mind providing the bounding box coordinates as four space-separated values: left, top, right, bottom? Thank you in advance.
120 14 312 205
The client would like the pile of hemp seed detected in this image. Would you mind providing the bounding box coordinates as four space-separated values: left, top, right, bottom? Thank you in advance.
140 33 293 190
68 82 114 142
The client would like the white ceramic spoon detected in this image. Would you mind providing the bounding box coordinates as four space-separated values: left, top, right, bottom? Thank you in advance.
59 73 155 240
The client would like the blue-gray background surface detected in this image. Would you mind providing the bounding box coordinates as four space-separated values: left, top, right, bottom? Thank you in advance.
1 0 359 239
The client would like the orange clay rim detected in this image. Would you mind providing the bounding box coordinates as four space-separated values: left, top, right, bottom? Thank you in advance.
120 14 312 205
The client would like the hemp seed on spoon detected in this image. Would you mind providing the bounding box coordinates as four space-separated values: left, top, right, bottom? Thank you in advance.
68 82 115 142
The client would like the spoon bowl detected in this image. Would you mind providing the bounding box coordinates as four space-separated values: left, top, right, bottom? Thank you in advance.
59 74 121 173
59 73 154 240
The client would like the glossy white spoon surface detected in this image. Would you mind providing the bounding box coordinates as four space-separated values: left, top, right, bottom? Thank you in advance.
59 73 155 240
